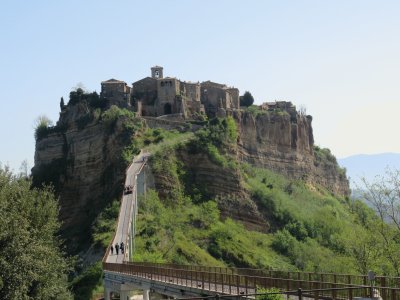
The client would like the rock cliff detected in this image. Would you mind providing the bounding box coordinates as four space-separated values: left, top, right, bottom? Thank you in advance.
33 99 349 252
32 103 136 252
237 110 349 196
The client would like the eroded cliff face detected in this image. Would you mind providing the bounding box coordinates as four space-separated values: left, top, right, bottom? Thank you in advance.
33 102 349 252
33 103 133 251
177 151 268 231
237 111 350 196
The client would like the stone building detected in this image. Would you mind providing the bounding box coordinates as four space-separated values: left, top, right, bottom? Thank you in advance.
102 66 241 119
100 79 131 108
200 81 239 117
132 66 207 119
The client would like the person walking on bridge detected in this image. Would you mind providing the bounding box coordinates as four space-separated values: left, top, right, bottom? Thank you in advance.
115 243 119 255
111 245 114 255
120 242 125 254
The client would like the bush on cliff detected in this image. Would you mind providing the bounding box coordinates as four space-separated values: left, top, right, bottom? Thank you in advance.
68 88 103 108
102 105 135 129
34 115 53 141
246 105 268 117
314 146 347 180
0 167 72 299
189 117 237 168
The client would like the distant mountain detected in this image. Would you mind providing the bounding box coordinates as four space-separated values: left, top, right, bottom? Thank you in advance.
338 153 400 188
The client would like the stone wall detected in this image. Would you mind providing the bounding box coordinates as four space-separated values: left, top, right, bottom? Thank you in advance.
200 82 229 117
101 80 131 108
183 82 201 102
157 78 179 104
132 77 158 117
226 88 240 109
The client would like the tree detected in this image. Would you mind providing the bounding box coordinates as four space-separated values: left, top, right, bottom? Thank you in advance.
359 168 400 275
0 167 72 299
240 91 254 107
60 97 65 110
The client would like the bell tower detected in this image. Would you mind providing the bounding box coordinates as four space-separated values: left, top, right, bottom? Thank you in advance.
151 66 163 79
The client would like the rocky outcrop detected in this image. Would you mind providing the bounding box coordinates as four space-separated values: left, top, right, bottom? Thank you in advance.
177 151 268 231
32 103 133 252
237 111 350 196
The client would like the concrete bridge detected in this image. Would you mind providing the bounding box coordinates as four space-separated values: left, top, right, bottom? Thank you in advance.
103 153 400 300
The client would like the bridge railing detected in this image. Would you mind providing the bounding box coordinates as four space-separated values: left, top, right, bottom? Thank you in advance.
103 261 400 300
119 261 400 289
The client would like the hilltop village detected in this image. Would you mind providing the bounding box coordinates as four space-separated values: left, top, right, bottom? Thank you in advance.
99 66 296 119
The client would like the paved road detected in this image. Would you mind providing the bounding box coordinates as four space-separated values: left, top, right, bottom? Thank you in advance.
106 152 148 264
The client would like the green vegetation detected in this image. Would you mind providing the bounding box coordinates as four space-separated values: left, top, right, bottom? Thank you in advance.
34 115 54 140
356 169 400 276
189 117 237 168
71 262 103 300
92 199 120 248
130 122 400 275
133 190 292 268
32 94 400 299
68 88 106 109
256 288 284 300
240 91 255 107
0 167 72 299
314 146 347 179
122 127 192 165
102 105 135 126
133 120 295 269
246 105 268 117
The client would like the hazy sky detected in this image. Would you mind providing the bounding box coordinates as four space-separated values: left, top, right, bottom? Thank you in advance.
1 1 400 172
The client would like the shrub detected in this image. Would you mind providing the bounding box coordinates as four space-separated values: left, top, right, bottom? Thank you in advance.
71 262 103 300
34 115 53 141
206 144 228 167
102 105 135 129
284 221 308 241
246 105 268 117
271 229 296 255
92 200 120 247
256 288 284 300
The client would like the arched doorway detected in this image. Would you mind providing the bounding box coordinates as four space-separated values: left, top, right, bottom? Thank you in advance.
164 103 172 115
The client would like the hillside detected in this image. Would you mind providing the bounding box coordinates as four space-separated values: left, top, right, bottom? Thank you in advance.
131 119 386 275
31 89 387 298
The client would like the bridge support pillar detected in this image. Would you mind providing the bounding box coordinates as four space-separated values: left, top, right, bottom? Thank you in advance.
104 287 112 300
120 290 134 300
143 288 150 300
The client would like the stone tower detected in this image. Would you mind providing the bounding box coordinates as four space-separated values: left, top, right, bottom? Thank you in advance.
151 66 163 79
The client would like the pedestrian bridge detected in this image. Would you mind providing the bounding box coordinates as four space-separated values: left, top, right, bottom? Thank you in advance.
103 153 400 300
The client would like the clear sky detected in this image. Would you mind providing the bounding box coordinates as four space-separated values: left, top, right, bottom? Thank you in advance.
1 0 400 172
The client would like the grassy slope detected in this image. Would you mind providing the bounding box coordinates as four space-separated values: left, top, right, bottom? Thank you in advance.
131 118 388 275
68 111 391 299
